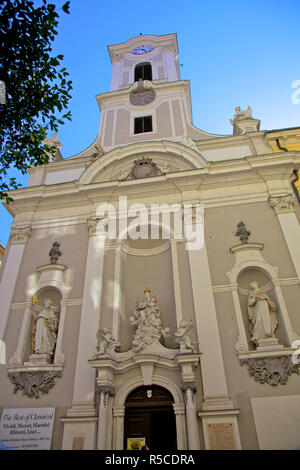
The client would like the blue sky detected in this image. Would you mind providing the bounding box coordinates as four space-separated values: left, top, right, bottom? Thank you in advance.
1 0 300 246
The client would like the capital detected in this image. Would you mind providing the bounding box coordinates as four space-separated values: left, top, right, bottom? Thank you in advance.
269 194 295 215
10 226 32 245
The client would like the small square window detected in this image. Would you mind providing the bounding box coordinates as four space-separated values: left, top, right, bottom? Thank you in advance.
134 116 153 134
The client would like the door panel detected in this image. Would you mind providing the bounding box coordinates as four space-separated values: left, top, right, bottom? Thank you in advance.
124 386 177 451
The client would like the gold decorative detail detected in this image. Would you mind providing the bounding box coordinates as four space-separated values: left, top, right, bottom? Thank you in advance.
31 296 38 353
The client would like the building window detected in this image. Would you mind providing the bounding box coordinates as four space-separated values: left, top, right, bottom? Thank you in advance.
134 62 152 81
134 116 153 134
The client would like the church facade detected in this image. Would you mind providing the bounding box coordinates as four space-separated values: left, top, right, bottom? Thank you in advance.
0 33 300 450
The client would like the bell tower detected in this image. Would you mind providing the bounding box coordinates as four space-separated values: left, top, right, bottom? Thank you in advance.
108 34 180 91
96 34 197 150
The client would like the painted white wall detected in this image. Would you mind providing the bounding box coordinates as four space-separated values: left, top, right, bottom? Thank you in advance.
45 168 85 185
251 395 300 449
201 145 252 161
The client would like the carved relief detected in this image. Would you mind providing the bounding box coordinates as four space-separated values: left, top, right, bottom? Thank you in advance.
175 320 196 352
95 328 120 356
130 289 170 353
87 217 108 236
8 371 61 398
10 226 31 244
130 157 163 179
269 194 295 214
241 356 300 385
129 79 156 106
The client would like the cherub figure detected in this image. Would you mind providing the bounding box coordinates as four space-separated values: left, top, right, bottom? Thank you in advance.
96 328 120 355
175 320 196 352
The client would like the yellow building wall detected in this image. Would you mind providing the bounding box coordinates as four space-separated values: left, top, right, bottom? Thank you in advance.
266 129 300 199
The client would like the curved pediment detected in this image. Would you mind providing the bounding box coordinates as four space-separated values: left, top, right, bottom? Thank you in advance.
80 140 207 185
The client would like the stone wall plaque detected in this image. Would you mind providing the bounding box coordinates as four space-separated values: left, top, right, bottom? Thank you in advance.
207 422 236 450
0 408 55 450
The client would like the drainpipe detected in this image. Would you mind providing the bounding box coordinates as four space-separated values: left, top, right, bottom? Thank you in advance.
275 138 288 152
292 169 300 202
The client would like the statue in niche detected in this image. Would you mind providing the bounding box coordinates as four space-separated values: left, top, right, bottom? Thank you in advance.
247 281 278 345
175 320 196 352
235 222 250 244
95 328 120 355
33 298 60 357
130 290 170 352
49 242 62 264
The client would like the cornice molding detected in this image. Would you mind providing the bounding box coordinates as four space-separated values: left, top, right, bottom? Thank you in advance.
6 149 300 217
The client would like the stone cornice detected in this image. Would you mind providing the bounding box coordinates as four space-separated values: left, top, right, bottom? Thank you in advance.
96 79 191 111
5 151 300 217
107 33 178 60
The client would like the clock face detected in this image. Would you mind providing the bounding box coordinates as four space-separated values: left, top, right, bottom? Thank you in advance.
131 44 154 55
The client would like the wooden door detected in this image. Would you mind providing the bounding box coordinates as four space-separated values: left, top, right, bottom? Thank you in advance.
124 386 177 451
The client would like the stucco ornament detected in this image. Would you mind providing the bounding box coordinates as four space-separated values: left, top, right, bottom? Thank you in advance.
235 222 250 244
241 356 300 386
175 320 196 352
247 281 278 346
95 328 120 356
130 157 162 179
129 79 156 106
8 371 61 398
130 290 170 352
33 298 60 359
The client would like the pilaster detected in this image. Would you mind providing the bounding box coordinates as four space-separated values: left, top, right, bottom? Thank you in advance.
0 226 31 340
269 194 300 281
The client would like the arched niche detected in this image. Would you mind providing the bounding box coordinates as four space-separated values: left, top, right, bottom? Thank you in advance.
119 236 176 352
237 267 286 350
24 286 62 364
227 243 300 354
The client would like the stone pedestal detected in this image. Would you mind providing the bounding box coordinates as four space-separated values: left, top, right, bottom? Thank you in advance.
256 337 283 351
26 353 52 365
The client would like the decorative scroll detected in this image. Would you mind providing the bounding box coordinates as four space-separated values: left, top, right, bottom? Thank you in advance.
8 371 61 398
240 356 300 386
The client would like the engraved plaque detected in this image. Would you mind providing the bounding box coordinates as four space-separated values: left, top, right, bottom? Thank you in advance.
207 423 236 450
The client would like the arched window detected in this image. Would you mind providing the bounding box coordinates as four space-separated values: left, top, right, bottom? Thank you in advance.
134 62 152 81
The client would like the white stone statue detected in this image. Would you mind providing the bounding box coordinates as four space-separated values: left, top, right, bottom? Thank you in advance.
175 320 196 352
247 281 278 346
130 290 169 352
96 328 120 355
230 106 253 125
33 298 60 357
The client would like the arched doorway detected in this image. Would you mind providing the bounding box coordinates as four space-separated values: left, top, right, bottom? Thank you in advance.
124 385 177 451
